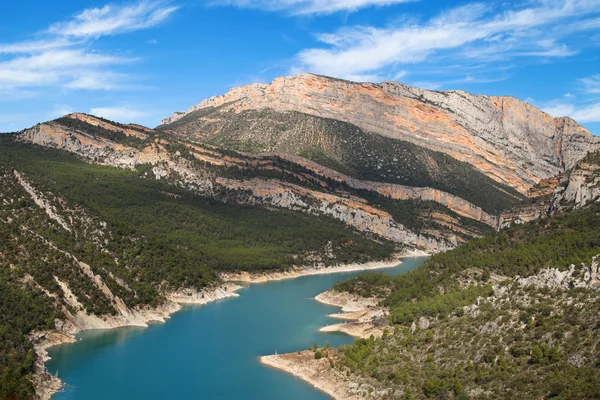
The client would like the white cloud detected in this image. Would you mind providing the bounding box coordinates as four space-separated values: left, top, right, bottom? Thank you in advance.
0 39 75 54
543 100 600 123
293 0 600 81
49 1 178 38
410 81 442 90
572 103 600 123
542 103 576 117
49 104 75 118
581 74 600 93
0 1 178 92
90 107 148 121
0 50 133 90
212 0 413 15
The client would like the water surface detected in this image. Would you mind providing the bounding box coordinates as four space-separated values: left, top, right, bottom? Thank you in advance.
48 257 427 399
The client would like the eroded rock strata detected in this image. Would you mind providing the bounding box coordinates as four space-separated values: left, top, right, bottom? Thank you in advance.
161 73 599 193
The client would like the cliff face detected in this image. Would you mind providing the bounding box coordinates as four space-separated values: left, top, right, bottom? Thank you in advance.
499 152 600 227
161 73 599 194
550 157 600 211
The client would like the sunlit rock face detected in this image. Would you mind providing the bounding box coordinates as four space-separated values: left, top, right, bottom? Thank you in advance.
161 73 599 194
499 153 600 228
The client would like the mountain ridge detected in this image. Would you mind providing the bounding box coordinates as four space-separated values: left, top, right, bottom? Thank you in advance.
159 73 599 194
14 114 473 252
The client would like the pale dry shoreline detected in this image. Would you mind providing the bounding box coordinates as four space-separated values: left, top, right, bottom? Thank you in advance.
221 250 427 284
34 283 243 400
35 253 424 399
260 267 408 399
315 288 388 339
261 352 360 400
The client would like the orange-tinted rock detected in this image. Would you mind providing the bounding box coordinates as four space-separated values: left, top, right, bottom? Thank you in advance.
162 73 600 194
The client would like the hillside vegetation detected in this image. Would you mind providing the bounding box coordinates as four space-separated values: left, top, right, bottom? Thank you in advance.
325 205 600 399
159 109 524 214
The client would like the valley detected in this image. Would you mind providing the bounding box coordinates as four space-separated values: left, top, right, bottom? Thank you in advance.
1 74 599 400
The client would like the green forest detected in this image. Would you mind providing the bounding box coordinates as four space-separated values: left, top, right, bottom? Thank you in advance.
336 204 600 322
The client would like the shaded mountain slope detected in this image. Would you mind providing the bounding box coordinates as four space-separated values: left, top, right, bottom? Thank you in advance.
158 109 524 215
16 113 497 249
500 149 600 228
0 131 398 399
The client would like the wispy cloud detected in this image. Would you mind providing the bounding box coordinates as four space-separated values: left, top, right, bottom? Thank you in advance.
48 104 76 119
544 101 600 123
581 74 600 93
572 103 600 123
211 0 414 15
543 73 600 124
292 0 600 82
0 38 76 54
542 103 576 118
45 104 149 122
49 1 178 38
0 1 178 91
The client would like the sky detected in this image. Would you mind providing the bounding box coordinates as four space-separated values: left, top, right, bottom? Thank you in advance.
0 0 599 134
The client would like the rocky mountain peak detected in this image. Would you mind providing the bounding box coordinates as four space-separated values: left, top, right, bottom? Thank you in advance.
159 73 599 194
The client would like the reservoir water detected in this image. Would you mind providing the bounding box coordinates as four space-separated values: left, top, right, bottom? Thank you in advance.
47 257 427 399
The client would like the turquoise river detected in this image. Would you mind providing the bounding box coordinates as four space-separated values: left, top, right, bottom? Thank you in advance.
47 257 427 399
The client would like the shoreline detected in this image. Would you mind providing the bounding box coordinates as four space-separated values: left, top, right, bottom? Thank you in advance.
34 253 425 399
261 287 391 399
33 283 242 400
221 251 427 284
260 352 359 400
315 289 388 339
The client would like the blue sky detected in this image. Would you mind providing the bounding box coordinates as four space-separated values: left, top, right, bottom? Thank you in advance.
1 0 599 134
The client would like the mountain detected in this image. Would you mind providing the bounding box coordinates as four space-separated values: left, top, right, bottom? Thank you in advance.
0 114 403 398
262 147 600 399
160 73 599 194
16 112 501 251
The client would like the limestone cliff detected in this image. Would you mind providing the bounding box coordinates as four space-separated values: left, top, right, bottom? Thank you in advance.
161 73 599 194
499 151 600 227
550 156 600 210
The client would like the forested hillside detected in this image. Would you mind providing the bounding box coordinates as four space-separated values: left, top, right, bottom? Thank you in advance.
314 205 600 399
1 98 597 399
0 135 394 399
17 113 500 249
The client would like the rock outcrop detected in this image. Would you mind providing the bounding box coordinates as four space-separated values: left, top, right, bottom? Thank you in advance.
161 73 599 193
499 151 600 227
273 154 500 227
550 157 600 210
218 177 454 252
516 256 600 291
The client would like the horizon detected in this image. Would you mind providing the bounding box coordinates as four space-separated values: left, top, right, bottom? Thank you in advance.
1 0 599 134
